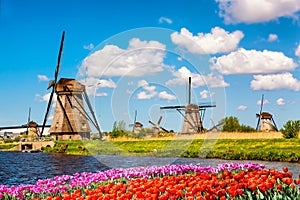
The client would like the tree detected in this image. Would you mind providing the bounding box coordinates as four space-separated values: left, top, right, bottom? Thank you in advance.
221 116 240 132
281 120 300 139
220 116 255 132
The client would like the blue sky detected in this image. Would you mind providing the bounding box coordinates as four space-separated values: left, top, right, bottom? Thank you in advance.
1 0 300 133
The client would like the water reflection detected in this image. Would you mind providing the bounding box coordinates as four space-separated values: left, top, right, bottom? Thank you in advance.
0 152 299 186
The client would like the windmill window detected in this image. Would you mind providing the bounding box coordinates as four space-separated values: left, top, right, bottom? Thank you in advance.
55 122 59 128
82 123 86 129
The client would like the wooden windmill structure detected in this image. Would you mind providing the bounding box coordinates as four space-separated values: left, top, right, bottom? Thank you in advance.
40 31 102 140
160 77 215 134
129 110 143 133
256 94 278 131
149 116 169 135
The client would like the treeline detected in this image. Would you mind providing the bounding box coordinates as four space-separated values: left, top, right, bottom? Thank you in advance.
219 116 256 132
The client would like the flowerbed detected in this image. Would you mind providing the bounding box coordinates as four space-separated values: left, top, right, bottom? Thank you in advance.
0 163 299 200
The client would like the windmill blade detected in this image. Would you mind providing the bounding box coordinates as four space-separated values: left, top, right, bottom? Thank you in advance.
132 110 137 133
256 118 261 131
40 31 65 137
54 31 65 83
40 89 55 136
188 76 191 104
159 126 169 133
259 94 264 114
157 116 163 125
149 120 156 127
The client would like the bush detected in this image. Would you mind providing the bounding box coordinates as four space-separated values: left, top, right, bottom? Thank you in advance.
281 120 300 139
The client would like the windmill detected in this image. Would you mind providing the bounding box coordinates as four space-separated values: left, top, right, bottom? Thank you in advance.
129 110 143 133
40 31 102 140
256 94 278 131
160 77 216 134
149 116 169 135
0 107 50 137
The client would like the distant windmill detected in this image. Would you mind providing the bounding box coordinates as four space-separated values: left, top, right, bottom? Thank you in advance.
256 94 278 131
149 116 169 135
160 77 216 134
0 107 50 137
40 31 102 140
129 110 143 133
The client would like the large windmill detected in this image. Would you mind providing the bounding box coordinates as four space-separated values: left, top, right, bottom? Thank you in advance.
40 31 102 140
160 77 215 134
256 94 278 131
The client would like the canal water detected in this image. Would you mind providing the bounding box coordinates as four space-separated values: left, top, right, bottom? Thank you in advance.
0 152 299 186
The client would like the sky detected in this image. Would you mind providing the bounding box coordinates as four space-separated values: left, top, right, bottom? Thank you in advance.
1 0 300 133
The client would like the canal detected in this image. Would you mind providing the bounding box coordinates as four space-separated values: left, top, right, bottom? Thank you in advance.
0 152 299 186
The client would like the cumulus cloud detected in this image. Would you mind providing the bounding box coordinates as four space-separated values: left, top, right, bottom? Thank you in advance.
200 90 215 99
251 72 300 91
166 66 229 88
136 80 157 100
257 99 270 106
83 43 94 50
210 48 297 75
38 75 49 82
267 34 278 42
80 77 116 95
159 17 173 24
158 91 176 100
95 92 108 97
295 44 300 57
237 105 247 110
171 27 244 54
216 0 300 24
276 98 285 105
79 38 166 78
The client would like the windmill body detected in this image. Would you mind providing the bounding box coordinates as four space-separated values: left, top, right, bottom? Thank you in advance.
41 32 102 140
161 77 215 134
49 78 91 140
256 95 278 131
181 104 202 134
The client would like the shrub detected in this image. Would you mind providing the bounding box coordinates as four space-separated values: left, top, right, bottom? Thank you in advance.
281 120 300 139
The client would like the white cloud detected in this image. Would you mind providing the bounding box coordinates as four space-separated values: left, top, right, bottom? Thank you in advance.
38 75 49 82
95 92 108 97
80 77 116 95
35 93 57 105
251 73 300 91
200 90 215 99
267 34 278 42
210 48 297 75
159 17 173 24
83 43 94 50
276 98 285 105
166 66 229 88
171 27 244 54
257 99 270 105
158 91 176 100
295 44 300 57
137 91 157 100
79 38 166 78
216 0 300 24
237 105 247 110
136 80 158 100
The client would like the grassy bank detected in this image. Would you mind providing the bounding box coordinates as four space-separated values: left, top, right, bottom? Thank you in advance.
43 137 300 162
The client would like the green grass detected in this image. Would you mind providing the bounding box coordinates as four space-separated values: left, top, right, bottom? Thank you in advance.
44 138 300 162
0 142 19 150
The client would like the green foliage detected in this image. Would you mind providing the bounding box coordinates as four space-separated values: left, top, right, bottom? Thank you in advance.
110 121 129 139
131 130 147 139
239 124 256 132
220 116 255 132
4 138 14 143
281 120 300 139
